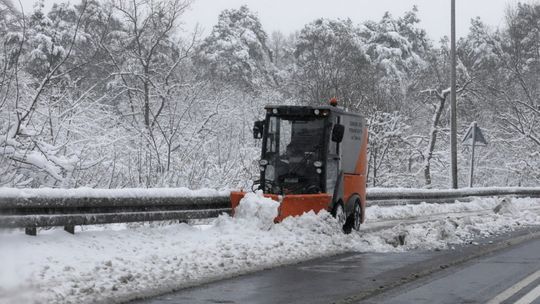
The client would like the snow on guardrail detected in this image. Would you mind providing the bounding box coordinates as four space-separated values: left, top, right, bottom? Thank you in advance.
366 187 540 200
0 187 228 202
1 186 538 202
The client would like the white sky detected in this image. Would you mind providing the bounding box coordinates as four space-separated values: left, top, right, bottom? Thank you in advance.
20 0 523 40
183 0 523 40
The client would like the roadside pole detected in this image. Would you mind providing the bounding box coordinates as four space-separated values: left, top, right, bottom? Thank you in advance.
450 0 458 189
469 122 477 187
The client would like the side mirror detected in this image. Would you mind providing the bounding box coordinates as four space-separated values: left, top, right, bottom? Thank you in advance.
331 124 345 143
253 120 264 139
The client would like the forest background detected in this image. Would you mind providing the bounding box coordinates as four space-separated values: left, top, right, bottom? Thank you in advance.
0 0 538 189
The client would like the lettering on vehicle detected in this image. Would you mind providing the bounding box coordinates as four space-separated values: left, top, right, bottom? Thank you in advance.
348 121 363 141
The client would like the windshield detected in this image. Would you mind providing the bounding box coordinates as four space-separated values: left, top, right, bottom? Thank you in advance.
262 116 326 194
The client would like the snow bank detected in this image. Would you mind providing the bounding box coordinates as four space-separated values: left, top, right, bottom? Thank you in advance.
367 196 539 220
493 197 520 215
0 197 539 304
233 191 279 229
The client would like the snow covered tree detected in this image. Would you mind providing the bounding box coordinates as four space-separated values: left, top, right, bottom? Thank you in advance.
268 30 298 72
489 4 539 148
293 18 370 109
0 0 95 187
108 0 191 129
196 5 276 90
411 38 474 187
292 9 429 113
359 7 428 100
456 3 540 186
367 111 416 187
0 1 537 189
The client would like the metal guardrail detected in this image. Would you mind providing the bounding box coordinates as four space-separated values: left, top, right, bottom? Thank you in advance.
0 194 230 235
365 187 540 206
0 187 539 235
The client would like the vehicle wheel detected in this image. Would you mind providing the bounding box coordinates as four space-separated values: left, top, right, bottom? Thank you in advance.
333 203 346 229
343 215 353 234
352 199 361 231
342 199 361 234
334 202 354 234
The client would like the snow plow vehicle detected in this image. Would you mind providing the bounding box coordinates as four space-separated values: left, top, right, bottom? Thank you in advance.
230 99 368 233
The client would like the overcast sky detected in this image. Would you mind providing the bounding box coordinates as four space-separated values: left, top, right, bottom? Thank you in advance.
22 0 522 40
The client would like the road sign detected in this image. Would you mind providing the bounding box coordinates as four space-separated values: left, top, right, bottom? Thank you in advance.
462 122 487 187
462 123 487 146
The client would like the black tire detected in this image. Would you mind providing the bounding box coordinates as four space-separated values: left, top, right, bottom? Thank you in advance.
352 199 361 231
343 199 361 234
332 203 346 229
343 215 353 234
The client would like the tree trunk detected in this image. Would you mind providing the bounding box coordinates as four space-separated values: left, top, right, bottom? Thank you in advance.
423 94 447 187
143 65 150 127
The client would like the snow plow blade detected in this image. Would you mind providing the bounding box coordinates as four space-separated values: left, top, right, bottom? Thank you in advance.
230 191 332 222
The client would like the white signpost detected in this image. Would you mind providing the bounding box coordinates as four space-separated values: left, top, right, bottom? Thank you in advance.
462 122 488 187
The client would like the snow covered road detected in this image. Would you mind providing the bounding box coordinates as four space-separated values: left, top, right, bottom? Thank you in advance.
1 193 539 304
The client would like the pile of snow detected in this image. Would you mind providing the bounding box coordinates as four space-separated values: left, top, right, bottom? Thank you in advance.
232 191 279 229
367 196 539 220
493 197 520 215
0 195 539 304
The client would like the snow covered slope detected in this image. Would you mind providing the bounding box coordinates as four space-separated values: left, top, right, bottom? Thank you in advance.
0 192 539 304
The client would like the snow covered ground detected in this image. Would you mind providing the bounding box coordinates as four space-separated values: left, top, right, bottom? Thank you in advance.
1 192 539 304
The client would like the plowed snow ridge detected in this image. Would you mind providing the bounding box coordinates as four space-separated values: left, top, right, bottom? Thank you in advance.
0 192 539 304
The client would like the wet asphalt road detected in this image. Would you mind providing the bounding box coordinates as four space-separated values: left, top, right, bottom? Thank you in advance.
135 227 540 304
366 232 540 304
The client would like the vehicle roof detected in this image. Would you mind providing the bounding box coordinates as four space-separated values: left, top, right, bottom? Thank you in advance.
264 104 364 119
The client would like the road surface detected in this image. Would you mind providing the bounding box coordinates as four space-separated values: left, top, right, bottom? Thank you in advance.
134 227 540 304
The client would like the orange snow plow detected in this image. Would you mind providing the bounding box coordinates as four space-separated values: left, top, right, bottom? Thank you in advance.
230 192 332 222
231 99 368 233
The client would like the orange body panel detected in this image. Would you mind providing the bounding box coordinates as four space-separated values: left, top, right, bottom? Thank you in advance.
343 128 369 223
230 191 332 222
343 174 364 203
354 128 370 175
275 193 332 222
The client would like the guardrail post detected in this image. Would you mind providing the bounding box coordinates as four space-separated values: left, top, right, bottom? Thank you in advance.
64 225 75 234
25 227 37 236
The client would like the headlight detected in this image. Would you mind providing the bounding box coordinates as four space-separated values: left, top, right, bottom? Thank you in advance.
272 109 278 114
260 166 266 171
259 159 268 166
314 109 320 115
316 168 322 174
313 161 323 168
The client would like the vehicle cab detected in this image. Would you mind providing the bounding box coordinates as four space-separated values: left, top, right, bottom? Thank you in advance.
231 101 368 233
